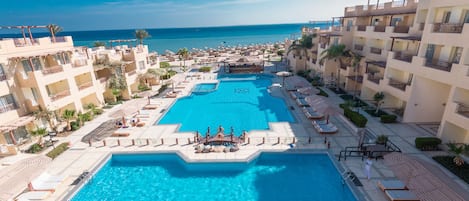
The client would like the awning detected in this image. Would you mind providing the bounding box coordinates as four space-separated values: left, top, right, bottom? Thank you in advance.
366 60 387 68
391 36 421 41
0 115 35 132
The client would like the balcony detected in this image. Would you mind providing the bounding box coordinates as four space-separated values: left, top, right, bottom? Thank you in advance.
78 81 93 90
126 70 137 76
0 103 16 113
388 78 407 91
393 26 410 33
49 90 71 101
72 59 88 68
370 47 382 55
432 23 464 33
357 25 367 32
367 74 382 84
42 66 64 75
354 44 364 51
456 103 469 119
393 52 415 63
424 59 453 72
340 63 347 70
98 77 109 83
374 25 386 32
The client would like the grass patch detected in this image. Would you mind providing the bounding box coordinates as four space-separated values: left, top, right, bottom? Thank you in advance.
433 156 469 184
46 143 70 159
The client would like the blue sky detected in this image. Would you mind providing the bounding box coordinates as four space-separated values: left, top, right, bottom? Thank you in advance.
2 0 367 31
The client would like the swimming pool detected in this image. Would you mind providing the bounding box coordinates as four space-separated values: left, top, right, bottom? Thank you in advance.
71 153 357 201
192 83 218 93
157 74 294 135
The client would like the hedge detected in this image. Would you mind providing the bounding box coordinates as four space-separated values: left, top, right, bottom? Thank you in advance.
364 108 388 117
317 88 329 97
343 107 368 127
433 156 469 184
199 67 211 73
46 143 70 159
380 114 397 123
415 137 442 151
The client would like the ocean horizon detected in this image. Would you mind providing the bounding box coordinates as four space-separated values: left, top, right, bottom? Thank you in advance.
0 22 332 54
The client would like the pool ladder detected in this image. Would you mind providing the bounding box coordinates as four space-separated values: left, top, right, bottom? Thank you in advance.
341 170 353 185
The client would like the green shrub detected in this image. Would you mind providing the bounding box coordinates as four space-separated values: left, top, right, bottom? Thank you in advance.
138 84 151 91
160 62 170 68
415 137 442 150
46 143 69 159
376 135 388 144
311 76 323 87
343 107 368 127
317 87 329 97
339 103 349 109
167 70 177 77
380 114 397 123
364 108 388 117
82 112 92 121
26 143 44 153
433 156 469 184
93 108 104 115
103 105 113 109
199 67 211 73
70 121 80 131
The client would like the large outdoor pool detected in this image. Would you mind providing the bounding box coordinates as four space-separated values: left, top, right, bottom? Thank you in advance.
157 74 295 135
71 153 358 201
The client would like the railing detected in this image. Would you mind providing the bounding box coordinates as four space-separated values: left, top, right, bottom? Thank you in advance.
320 43 326 49
42 66 64 75
374 25 386 32
126 70 137 76
370 47 382 55
433 23 464 33
425 59 453 72
393 25 410 33
78 81 93 90
367 75 382 84
345 6 355 12
0 74 7 81
73 59 88 67
388 78 407 91
456 103 469 118
354 44 364 51
0 103 16 113
357 25 367 32
393 52 415 63
49 90 71 101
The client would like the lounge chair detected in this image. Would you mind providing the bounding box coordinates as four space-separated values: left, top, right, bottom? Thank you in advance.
28 173 64 192
302 107 324 119
385 190 419 201
289 91 304 99
312 122 338 134
15 191 51 201
378 180 407 191
143 104 158 110
296 98 309 106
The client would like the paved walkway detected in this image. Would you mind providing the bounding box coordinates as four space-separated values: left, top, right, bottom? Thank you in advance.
0 65 467 201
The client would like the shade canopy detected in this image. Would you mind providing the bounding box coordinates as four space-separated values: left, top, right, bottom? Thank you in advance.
276 71 292 77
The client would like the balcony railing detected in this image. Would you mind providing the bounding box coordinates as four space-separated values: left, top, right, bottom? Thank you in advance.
98 77 109 83
354 44 364 51
42 66 64 75
73 59 88 68
393 52 415 63
425 59 453 72
78 81 93 90
126 70 137 76
367 75 382 84
389 78 407 91
370 47 382 55
433 23 463 33
456 103 469 118
0 103 16 113
357 25 367 32
394 25 410 33
320 43 326 49
49 90 71 101
374 25 386 32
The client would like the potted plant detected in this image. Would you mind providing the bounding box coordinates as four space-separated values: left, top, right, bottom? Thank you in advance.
376 135 388 145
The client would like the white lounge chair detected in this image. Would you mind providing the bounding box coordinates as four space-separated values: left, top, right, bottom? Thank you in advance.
15 191 51 201
296 98 309 106
302 107 324 119
385 190 419 201
378 180 407 191
28 173 64 192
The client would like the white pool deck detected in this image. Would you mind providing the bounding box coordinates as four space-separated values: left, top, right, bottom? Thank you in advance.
2 66 468 201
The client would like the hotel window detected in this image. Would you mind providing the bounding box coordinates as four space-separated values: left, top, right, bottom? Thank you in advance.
0 64 6 81
0 94 17 113
443 11 451 23
463 10 469 23
139 61 145 70
21 60 33 72
63 54 71 64
54 54 63 65
31 57 42 70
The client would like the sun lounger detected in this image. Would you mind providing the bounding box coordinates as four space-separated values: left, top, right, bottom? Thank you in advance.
302 107 324 119
296 98 309 106
289 91 304 99
385 190 419 201
312 122 338 134
36 172 65 183
143 104 158 110
28 173 64 192
378 180 407 191
136 122 146 127
16 191 51 201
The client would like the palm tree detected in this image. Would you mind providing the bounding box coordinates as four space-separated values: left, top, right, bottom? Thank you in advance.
319 44 350 91
61 109 76 131
93 41 106 47
287 34 316 71
34 107 57 132
373 92 385 114
177 48 190 70
447 143 465 166
135 29 150 45
47 24 62 42
349 51 363 102
107 76 127 102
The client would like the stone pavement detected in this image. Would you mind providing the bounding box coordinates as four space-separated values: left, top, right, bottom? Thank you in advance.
1 67 468 201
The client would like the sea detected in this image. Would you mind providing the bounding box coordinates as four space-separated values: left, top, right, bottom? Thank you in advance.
0 22 332 54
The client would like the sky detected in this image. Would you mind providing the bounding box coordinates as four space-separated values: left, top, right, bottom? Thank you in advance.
1 0 368 31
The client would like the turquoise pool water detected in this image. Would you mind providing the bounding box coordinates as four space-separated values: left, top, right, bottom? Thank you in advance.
192 83 217 93
157 74 294 135
71 153 357 201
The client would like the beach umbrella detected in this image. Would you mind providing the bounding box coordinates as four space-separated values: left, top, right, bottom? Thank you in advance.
276 71 292 87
